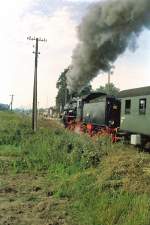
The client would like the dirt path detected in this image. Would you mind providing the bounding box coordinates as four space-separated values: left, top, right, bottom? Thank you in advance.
0 173 69 225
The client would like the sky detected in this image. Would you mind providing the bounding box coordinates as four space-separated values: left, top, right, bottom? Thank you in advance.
0 0 150 108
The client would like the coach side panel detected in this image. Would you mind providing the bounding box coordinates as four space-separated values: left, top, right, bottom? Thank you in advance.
120 95 150 136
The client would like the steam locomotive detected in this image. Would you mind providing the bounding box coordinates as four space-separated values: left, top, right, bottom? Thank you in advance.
63 86 150 148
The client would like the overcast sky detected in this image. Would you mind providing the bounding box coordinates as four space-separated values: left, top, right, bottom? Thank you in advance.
0 0 150 108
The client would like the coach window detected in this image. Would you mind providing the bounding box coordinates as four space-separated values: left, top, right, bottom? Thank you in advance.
139 98 146 115
125 99 131 114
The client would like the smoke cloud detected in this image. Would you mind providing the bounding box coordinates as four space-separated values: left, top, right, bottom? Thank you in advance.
66 0 150 92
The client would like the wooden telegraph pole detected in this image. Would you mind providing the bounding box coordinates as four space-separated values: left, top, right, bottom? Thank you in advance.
27 36 47 132
108 65 115 95
10 94 14 111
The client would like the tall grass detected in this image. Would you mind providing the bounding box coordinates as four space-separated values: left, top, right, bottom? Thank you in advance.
0 111 111 173
0 111 150 225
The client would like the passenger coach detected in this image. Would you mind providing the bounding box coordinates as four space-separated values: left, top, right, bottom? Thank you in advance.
118 86 150 146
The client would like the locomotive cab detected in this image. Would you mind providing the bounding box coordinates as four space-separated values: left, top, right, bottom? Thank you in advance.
106 97 121 128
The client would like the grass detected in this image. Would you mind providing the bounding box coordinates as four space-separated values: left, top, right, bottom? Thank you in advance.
0 111 150 225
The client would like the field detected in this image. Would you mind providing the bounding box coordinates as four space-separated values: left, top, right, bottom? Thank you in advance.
0 111 150 225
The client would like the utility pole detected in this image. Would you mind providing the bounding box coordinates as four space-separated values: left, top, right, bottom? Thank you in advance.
27 36 47 132
108 71 112 94
108 65 115 95
10 94 14 111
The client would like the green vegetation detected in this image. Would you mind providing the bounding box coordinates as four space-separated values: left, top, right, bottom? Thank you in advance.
96 83 120 96
56 67 92 113
0 111 150 225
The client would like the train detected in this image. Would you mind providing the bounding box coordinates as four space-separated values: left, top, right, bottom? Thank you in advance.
63 86 150 149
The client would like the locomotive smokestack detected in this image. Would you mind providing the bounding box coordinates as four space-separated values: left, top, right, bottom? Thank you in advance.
67 0 150 92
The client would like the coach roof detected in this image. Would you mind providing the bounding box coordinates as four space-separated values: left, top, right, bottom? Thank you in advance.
118 86 150 98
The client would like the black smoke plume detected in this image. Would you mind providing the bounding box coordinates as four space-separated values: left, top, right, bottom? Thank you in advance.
67 0 150 92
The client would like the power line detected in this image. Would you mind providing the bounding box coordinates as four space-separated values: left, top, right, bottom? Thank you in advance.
27 36 47 132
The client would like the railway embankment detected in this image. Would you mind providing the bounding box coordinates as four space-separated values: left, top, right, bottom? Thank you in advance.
0 111 150 225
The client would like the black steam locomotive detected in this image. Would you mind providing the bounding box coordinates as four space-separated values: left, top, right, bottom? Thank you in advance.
63 92 120 138
63 86 150 148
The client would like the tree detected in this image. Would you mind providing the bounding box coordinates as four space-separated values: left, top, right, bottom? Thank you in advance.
56 68 70 113
56 67 93 113
96 83 120 96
